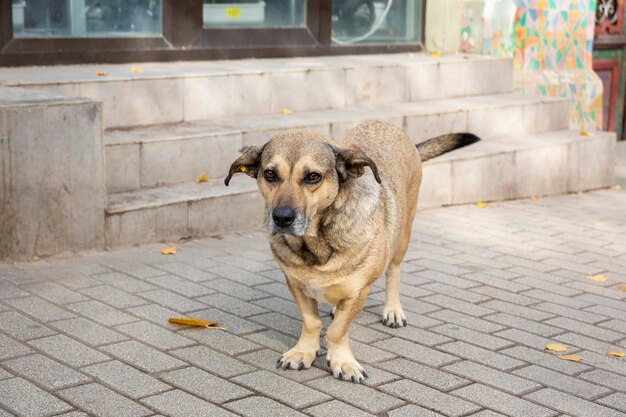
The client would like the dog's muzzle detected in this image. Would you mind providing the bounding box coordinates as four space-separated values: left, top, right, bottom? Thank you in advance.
269 207 310 236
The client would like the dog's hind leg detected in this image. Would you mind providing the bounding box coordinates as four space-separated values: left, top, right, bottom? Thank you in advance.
382 261 407 328
278 279 322 371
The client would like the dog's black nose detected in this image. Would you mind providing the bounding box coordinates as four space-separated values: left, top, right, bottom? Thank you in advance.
272 207 296 228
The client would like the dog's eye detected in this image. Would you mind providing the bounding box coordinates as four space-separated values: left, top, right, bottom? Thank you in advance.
263 170 277 182
304 172 322 184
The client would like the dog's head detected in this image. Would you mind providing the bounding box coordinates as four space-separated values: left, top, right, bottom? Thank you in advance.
224 130 381 237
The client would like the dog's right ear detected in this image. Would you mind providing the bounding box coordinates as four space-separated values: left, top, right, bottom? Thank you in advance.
224 145 265 186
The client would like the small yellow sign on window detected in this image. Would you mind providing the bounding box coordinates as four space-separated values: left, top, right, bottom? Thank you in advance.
226 7 242 18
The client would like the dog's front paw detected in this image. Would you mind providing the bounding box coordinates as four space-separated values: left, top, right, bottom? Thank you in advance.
326 346 367 384
277 345 319 371
382 306 407 328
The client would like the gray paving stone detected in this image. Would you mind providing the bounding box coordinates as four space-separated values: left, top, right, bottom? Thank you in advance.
29 334 109 367
522 289 592 309
160 366 251 403
514 276 583 297
570 350 626 377
427 309 505 333
80 285 147 309
116 321 194 350
499 346 591 375
250 296 301 320
232 370 330 409
533 302 606 324
147 274 214 297
387 404 445 417
187 307 264 334
137 289 207 313
377 358 468 391
5 296 75 322
597 392 626 413
0 369 12 381
0 311 55 340
102 341 186 373
373 337 458 367
68 300 137 326
480 299 554 321
525 388 624 417
308 376 404 415
580 369 626 392
380 379 481 417
126 303 181 326
179 326 259 354
59 383 152 417
171 345 255 377
421 294 494 317
485 312 563 337
250 311 301 336
239 349 328 382
432 323 514 350
243 329 297 352
584 304 626 322
554 332 623 355
224 396 308 417
203 278 269 300
3 353 90 390
469 412 507 417
444 361 539 395
0 333 32 360
153 262 216 282
453 384 558 417
513 365 611 400
376 323 452 347
92 272 156 292
82 360 171 399
0 377 72 417
306 400 375 417
462 271 529 292
575 293 626 312
421 283 490 303
195 293 268 317
493 328 556 350
0 283 28 299
55 412 89 417
439 341 525 371
21 282 87 304
50 317 127 346
350 323 391 344
213 255 272 273
545 317 622 342
471 286 539 305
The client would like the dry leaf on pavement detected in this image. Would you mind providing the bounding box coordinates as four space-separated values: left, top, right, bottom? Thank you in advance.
558 354 582 362
608 351 625 358
281 108 294 115
161 246 177 255
196 173 209 184
587 274 607 283
545 343 568 352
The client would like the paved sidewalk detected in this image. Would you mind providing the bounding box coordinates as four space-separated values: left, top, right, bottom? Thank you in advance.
1 181 626 416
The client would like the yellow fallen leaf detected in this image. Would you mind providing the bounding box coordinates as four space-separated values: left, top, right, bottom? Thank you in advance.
95 70 108 76
169 317 218 327
558 354 582 362
545 343 568 352
161 246 177 255
580 131 593 137
608 351 625 358
195 173 209 184
281 108 294 115
530 195 540 201
476 201 488 207
587 274 607 283
131 67 143 73
240 166 248 173
592 221 605 227
617 284 626 292
431 52 441 58
612 185 622 190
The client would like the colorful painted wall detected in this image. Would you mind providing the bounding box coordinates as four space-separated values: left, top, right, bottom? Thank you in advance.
455 0 602 130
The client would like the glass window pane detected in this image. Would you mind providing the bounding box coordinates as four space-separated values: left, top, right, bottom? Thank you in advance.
13 0 162 38
332 0 423 45
203 0 306 28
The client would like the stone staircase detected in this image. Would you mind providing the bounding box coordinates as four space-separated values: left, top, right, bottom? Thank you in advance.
0 53 615 251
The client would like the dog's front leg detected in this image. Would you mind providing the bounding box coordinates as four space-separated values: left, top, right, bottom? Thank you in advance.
326 288 369 383
277 279 322 370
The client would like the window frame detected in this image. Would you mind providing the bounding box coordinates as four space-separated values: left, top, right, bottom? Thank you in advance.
0 0 426 66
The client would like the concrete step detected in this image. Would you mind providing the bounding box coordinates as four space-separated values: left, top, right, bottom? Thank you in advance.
105 93 569 193
105 129 615 248
0 53 512 129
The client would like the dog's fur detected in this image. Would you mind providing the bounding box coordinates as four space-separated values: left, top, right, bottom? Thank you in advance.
225 120 479 383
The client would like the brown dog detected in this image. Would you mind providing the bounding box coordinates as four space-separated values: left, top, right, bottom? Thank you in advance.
225 120 479 383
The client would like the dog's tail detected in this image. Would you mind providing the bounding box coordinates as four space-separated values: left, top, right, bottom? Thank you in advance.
416 133 480 162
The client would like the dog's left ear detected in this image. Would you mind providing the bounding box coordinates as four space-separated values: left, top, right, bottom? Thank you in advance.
334 145 382 184
224 145 265 186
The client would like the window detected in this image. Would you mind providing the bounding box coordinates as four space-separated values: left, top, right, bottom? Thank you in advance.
12 0 162 38
203 0 306 28
331 0 423 45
